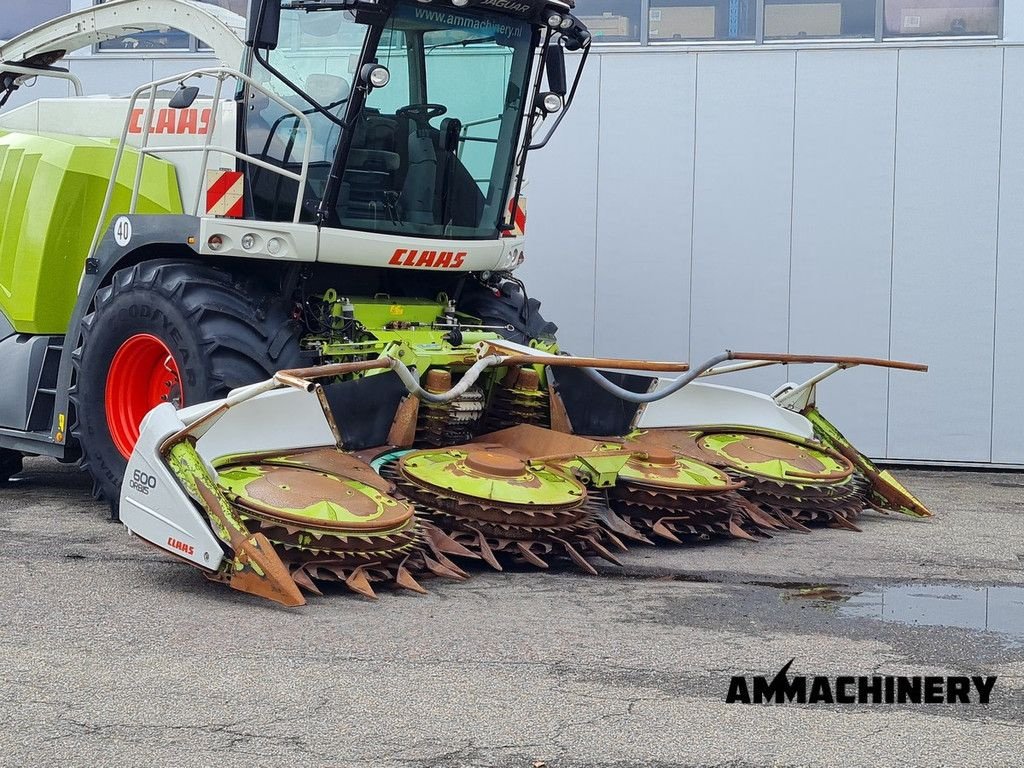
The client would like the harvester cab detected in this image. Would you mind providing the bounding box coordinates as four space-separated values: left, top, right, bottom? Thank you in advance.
238 0 587 237
0 0 932 607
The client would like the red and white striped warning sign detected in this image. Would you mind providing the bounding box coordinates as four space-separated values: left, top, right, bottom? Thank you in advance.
505 197 527 237
205 169 244 218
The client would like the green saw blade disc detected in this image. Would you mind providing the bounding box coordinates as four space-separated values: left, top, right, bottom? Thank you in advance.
613 445 738 492
696 433 851 483
399 448 586 508
217 465 416 534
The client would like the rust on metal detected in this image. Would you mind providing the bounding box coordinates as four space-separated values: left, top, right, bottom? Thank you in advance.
395 563 427 594
633 447 677 466
345 566 378 599
483 366 551 432
481 341 689 372
548 380 574 434
494 352 690 373
425 369 452 393
387 395 420 447
225 466 416 532
275 358 394 386
380 436 623 575
728 352 928 372
254 447 396 494
226 532 306 607
481 424 601 458
464 450 529 478
313 384 345 447
698 433 854 483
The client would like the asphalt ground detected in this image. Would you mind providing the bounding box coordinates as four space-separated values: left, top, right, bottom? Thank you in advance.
1 459 1022 768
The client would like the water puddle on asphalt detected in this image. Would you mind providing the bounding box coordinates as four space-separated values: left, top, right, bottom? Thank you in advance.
788 583 1024 643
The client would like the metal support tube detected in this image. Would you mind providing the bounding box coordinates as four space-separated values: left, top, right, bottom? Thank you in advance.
161 346 928 458
1 64 83 96
194 73 227 216
145 145 305 181
129 86 159 213
700 360 779 376
773 363 844 407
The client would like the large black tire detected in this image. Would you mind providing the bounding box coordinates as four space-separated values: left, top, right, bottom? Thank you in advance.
459 278 558 344
0 449 23 483
72 261 304 517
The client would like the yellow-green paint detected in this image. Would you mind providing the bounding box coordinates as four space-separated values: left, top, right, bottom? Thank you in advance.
617 454 733 489
168 440 243 546
552 451 631 489
403 449 585 507
699 432 847 482
217 464 402 526
804 406 933 518
0 130 182 334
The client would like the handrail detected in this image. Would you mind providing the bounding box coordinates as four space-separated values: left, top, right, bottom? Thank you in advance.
0 64 83 97
87 66 314 264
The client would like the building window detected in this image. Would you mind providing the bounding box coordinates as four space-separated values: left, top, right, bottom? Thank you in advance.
575 0 644 42
883 0 999 37
0 1 71 41
95 0 247 51
764 0 876 39
648 0 756 42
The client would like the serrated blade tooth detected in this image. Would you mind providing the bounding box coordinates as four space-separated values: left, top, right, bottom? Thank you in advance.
515 542 549 569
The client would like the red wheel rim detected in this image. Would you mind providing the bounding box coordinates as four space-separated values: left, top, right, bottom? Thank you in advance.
105 334 184 459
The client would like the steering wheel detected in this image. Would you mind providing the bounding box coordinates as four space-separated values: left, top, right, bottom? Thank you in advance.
397 103 448 124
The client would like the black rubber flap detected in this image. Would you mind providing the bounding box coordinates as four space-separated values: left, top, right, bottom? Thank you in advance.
547 366 655 437
322 371 407 451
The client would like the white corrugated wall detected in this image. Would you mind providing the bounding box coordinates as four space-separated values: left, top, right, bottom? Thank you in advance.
523 40 1024 466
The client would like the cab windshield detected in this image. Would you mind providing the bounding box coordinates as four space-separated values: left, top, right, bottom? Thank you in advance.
245 1 535 239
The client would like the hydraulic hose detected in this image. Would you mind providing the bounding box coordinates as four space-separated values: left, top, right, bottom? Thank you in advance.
575 352 733 405
389 355 506 404
389 353 729 406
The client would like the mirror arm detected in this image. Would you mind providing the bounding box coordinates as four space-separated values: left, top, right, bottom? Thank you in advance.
527 39 590 151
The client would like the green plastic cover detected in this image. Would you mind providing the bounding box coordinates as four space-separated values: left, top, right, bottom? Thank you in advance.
0 131 182 334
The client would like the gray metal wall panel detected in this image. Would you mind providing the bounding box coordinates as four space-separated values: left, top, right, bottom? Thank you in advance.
887 47 1003 462
67 58 157 98
1005 6 1024 41
150 57 221 90
593 53 697 361
517 57 602 355
788 49 898 457
689 51 796 392
991 48 1024 463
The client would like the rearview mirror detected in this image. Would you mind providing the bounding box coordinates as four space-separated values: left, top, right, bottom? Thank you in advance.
247 0 282 50
546 44 567 96
168 85 200 110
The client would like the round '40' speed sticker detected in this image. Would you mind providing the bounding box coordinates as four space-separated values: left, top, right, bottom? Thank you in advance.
113 216 133 248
